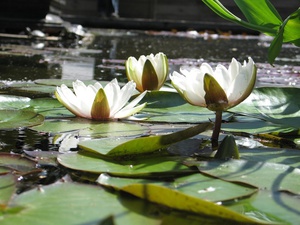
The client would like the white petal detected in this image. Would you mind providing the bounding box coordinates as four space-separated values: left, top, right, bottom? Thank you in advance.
199 63 214 75
170 71 187 92
114 90 147 118
104 79 119 109
170 70 206 107
56 84 91 118
214 64 231 93
114 103 146 119
227 57 256 106
72 80 94 116
118 90 147 113
109 80 137 117
228 58 240 80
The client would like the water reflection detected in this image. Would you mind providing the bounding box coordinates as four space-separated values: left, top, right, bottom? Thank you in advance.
0 29 299 86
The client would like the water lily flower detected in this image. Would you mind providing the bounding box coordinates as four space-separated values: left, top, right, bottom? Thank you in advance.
55 79 147 120
170 57 256 111
170 57 256 149
126 52 169 92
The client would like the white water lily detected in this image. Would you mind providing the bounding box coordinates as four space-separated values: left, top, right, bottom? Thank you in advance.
126 52 169 92
55 79 147 120
170 57 256 111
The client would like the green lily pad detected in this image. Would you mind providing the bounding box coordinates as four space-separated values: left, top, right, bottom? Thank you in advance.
98 173 257 204
222 115 297 134
240 147 300 168
0 182 159 225
0 95 31 110
230 87 300 130
0 153 37 172
190 159 300 224
139 91 232 123
120 183 262 224
29 97 74 118
0 174 16 206
195 159 300 194
30 118 148 137
0 110 44 130
79 123 212 158
7 82 56 98
58 151 194 177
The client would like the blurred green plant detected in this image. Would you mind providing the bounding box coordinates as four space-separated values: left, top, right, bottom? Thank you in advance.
202 0 300 65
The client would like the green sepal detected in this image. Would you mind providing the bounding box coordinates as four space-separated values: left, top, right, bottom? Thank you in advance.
91 88 110 120
204 74 228 111
142 59 159 91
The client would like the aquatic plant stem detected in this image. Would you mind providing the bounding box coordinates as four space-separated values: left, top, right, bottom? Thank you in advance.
211 110 222 149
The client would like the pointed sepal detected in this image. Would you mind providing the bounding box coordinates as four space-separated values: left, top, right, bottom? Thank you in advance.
142 59 159 91
91 88 110 120
204 73 228 111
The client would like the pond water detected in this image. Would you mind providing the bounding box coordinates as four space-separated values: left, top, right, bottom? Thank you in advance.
1 29 299 86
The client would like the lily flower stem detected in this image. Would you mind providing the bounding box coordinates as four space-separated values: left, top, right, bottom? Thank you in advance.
211 110 222 149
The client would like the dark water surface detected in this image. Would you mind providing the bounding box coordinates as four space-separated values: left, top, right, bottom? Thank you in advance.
0 29 299 86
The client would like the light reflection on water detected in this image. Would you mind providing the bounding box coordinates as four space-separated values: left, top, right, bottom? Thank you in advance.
0 29 299 87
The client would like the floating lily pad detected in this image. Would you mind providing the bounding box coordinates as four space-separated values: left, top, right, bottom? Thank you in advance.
0 174 16 206
230 87 300 130
29 97 73 118
79 123 212 158
240 147 300 168
0 110 44 130
98 173 257 204
119 183 261 224
7 82 56 98
195 159 300 195
191 159 300 224
139 91 232 123
0 182 159 225
0 95 31 110
58 152 194 177
30 118 148 137
222 115 297 134
0 153 37 172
